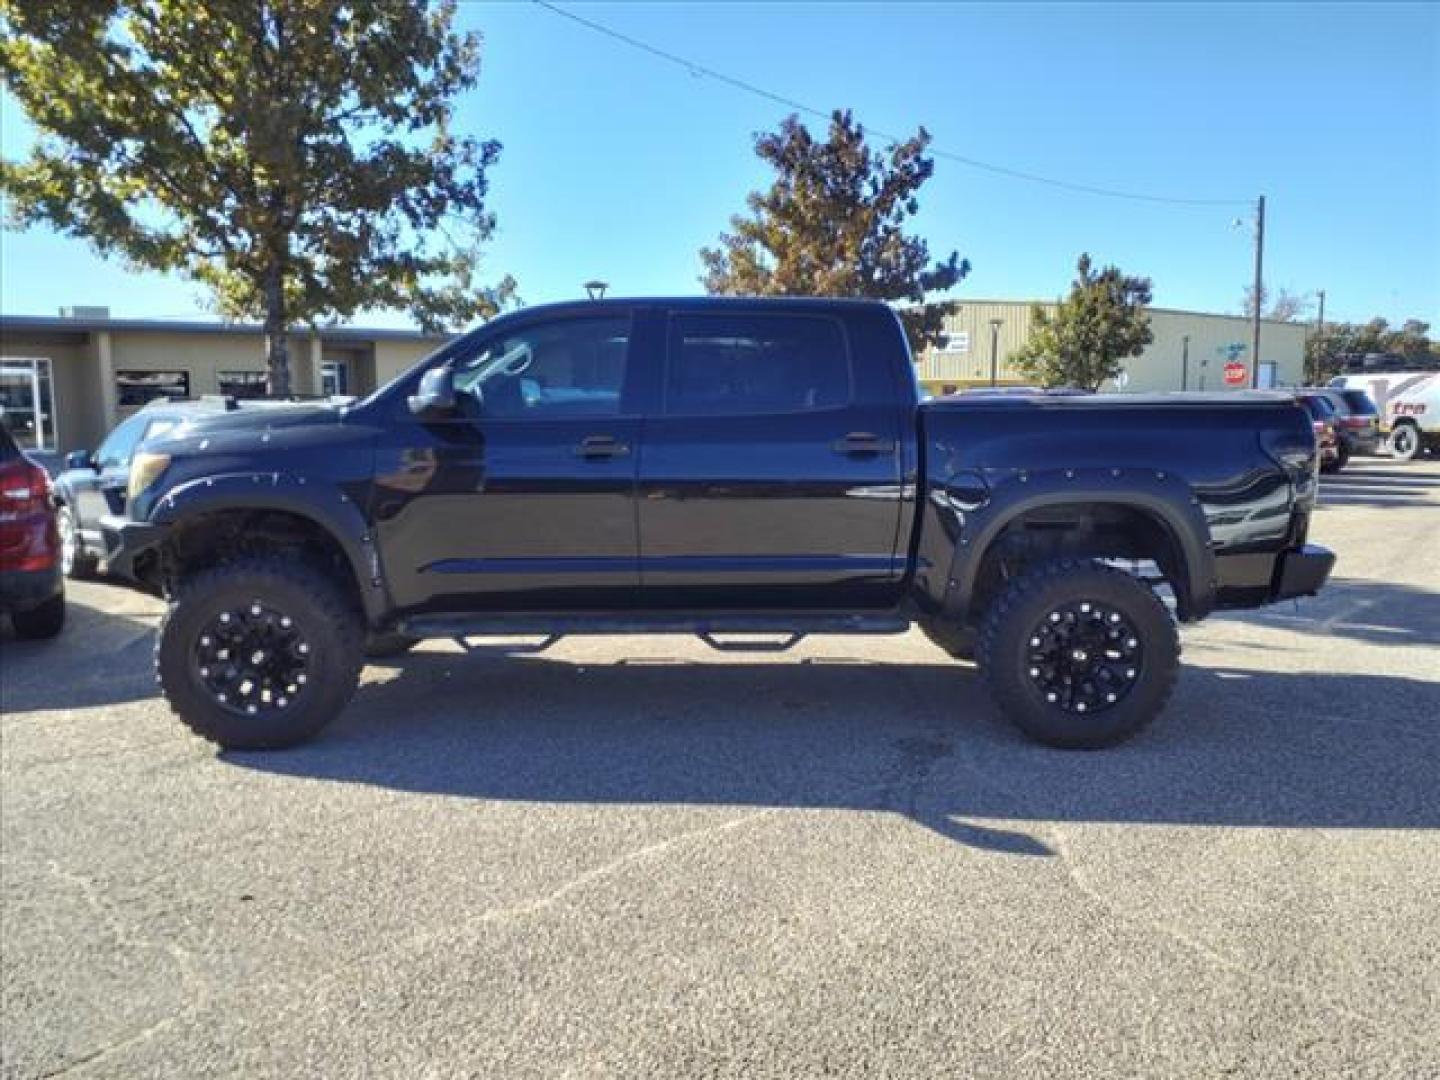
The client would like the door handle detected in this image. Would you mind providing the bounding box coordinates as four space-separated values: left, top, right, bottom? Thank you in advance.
573 435 630 459
831 432 893 456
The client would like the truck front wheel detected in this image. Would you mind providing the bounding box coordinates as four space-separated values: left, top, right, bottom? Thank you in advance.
156 555 364 749
976 558 1179 749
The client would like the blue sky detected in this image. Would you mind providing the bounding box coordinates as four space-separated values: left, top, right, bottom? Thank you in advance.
2 1 1437 328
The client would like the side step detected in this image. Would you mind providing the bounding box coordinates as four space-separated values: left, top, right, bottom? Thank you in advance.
396 611 912 653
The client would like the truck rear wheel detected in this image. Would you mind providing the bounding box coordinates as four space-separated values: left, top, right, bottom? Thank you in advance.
1389 422 1421 462
976 558 1179 749
156 555 363 749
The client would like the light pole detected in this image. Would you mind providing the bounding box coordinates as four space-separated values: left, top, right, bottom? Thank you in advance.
1181 334 1190 391
988 318 1003 387
584 280 609 301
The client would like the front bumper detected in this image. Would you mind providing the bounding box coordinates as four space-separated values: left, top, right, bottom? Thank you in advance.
1272 543 1336 602
100 514 168 581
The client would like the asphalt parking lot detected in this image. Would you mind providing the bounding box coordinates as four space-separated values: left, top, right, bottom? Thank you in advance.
2 458 1438 1079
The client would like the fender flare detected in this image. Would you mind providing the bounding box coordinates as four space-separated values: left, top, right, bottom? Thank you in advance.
941 468 1216 623
149 473 387 623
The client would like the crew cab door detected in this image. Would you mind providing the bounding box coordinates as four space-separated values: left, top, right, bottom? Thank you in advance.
373 312 644 613
636 309 906 608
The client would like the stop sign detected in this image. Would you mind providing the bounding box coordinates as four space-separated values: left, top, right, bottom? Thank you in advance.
1223 361 1247 386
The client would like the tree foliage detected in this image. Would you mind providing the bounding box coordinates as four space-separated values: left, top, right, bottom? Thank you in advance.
1 0 514 393
1306 317 1437 383
1011 254 1154 390
700 109 968 354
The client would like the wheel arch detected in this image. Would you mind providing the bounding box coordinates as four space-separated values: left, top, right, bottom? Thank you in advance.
146 474 386 624
946 480 1215 625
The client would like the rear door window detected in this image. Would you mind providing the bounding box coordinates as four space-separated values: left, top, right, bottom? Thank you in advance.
664 314 850 417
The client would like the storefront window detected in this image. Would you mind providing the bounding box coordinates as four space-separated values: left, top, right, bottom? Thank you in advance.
116 370 191 411
218 371 269 399
0 357 56 451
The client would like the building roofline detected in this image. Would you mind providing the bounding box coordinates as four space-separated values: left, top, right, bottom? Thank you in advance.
0 313 448 342
930 298 1307 329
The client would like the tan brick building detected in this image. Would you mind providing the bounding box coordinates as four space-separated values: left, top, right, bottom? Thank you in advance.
0 307 443 459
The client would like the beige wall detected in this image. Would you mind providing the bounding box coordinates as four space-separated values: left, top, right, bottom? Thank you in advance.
376 338 444 386
916 301 1307 393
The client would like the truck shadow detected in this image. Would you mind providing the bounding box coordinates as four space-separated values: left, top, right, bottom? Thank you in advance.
226 650 1440 856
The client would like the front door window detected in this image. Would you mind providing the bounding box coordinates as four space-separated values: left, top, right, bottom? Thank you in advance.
0 357 56 452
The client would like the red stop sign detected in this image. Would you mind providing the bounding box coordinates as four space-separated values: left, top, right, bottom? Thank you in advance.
1223 362 1247 386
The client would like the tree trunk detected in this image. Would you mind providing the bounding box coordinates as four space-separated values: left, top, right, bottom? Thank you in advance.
263 264 292 397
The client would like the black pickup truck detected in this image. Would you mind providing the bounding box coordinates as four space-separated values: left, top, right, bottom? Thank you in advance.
102 297 1333 751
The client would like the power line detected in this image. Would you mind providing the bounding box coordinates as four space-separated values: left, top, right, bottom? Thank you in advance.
531 0 1249 209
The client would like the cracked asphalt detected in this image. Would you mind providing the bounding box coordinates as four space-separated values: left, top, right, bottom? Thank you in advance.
3 458 1438 1078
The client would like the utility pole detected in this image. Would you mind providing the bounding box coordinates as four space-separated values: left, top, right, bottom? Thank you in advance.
1181 334 1190 391
1250 194 1265 388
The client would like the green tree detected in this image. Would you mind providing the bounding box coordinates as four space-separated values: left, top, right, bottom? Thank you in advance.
700 109 968 354
1 0 514 395
1011 254 1154 390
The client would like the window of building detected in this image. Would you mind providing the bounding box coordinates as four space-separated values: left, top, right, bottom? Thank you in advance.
456 317 630 418
116 370 190 411
0 357 57 452
664 314 850 417
321 360 350 396
218 371 269 399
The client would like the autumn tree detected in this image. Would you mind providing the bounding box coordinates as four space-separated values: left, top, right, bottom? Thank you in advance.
1 0 514 395
700 109 968 353
1240 285 1312 322
1011 255 1154 391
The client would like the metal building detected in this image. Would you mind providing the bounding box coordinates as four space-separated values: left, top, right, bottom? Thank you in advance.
915 299 1307 395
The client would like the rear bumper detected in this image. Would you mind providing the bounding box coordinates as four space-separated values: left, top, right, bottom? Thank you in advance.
100 514 168 581
1271 544 1336 602
1340 431 1381 454
0 565 62 614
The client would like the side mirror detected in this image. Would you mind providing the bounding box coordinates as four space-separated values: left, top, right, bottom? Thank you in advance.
65 449 94 471
408 365 457 417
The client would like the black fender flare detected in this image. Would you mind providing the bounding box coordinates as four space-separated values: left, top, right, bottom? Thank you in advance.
148 473 387 623
940 467 1216 623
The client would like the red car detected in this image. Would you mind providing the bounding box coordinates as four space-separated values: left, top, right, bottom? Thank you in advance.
1295 392 1342 473
0 426 65 639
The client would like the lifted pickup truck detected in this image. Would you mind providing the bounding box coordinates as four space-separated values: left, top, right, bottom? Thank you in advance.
103 297 1334 750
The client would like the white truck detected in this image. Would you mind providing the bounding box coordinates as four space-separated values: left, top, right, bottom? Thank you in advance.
1329 372 1439 461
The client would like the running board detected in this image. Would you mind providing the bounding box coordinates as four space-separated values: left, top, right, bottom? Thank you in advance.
397 611 912 652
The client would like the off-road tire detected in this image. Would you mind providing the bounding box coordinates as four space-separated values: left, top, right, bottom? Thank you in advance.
11 592 65 640
364 632 420 659
977 558 1179 749
156 555 363 749
57 505 98 579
